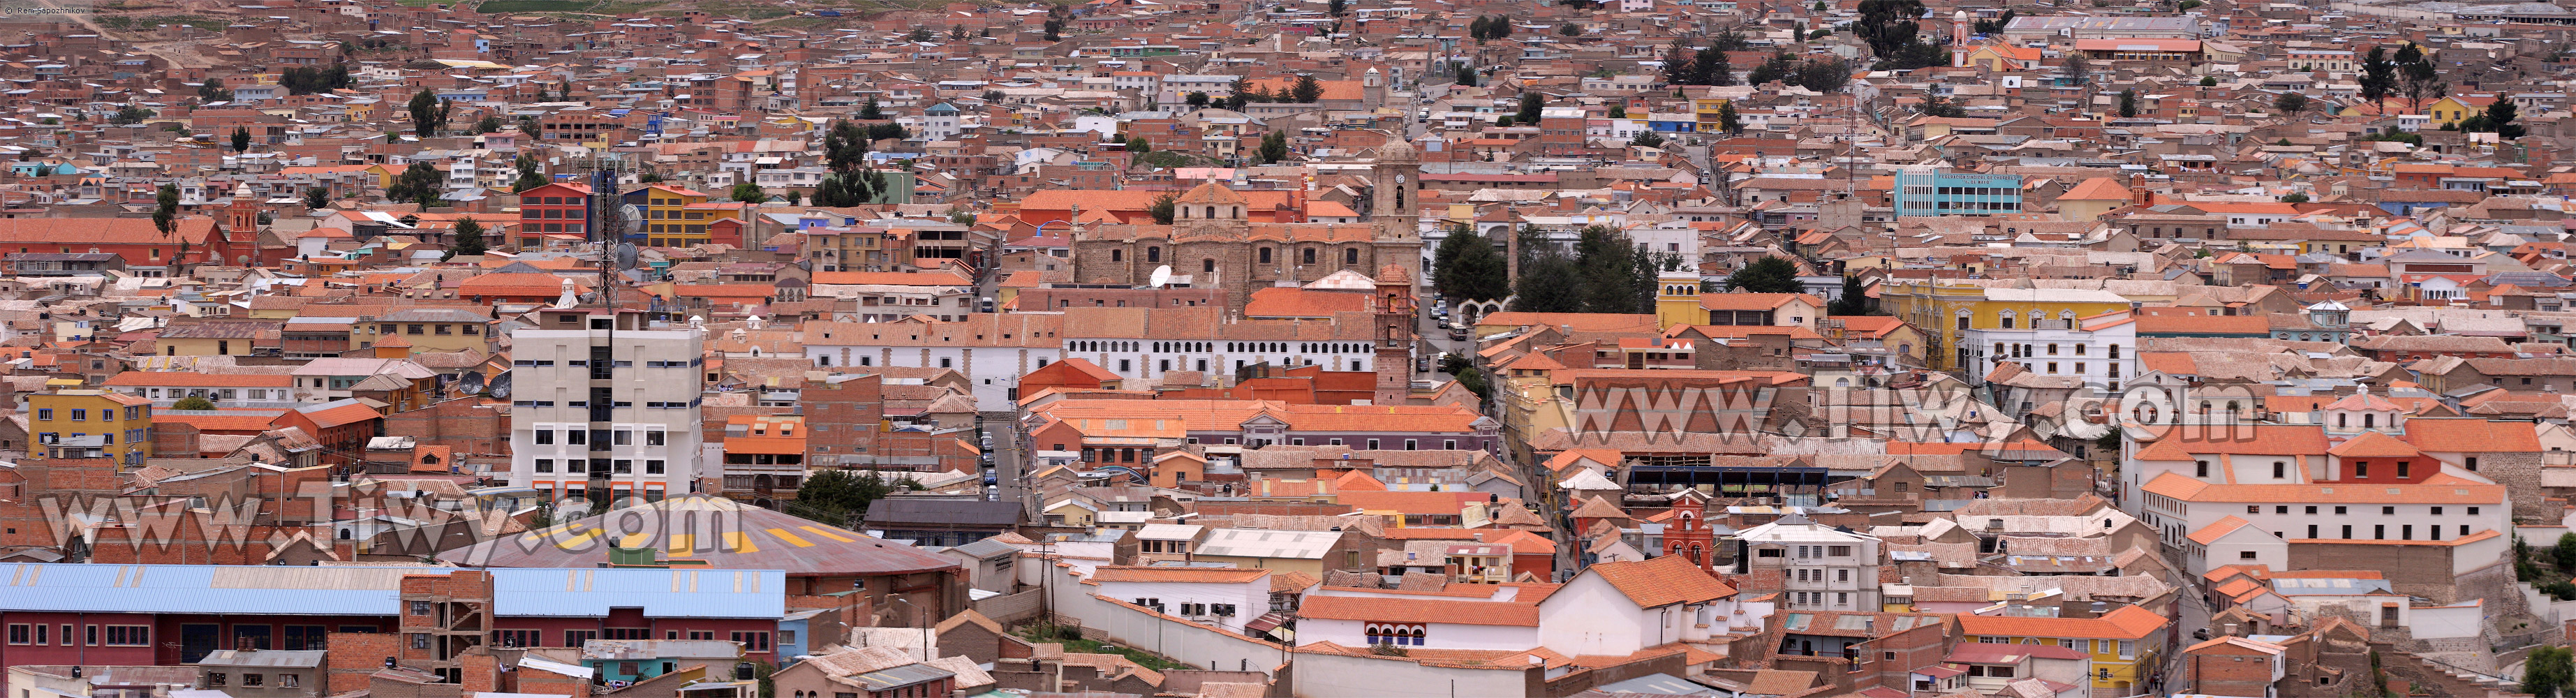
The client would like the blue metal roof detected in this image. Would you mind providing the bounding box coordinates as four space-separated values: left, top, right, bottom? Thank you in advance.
490 568 785 618
0 565 786 619
0 563 423 616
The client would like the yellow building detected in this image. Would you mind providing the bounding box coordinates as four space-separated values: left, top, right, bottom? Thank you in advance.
1955 605 2169 695
154 321 267 356
2422 94 2499 128
29 389 154 466
1877 280 2134 372
1654 270 1704 329
629 184 747 247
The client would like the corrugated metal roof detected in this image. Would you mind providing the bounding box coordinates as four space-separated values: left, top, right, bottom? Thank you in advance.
493 568 785 618
0 563 432 615
0 564 786 619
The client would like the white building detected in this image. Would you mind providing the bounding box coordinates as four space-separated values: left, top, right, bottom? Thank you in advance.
1087 565 1271 634
1735 512 1883 612
506 306 707 504
801 314 1064 410
1294 554 1768 657
1962 309 2138 389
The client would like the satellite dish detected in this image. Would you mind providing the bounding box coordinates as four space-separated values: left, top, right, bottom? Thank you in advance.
615 204 644 237
1148 265 1173 288
614 242 639 269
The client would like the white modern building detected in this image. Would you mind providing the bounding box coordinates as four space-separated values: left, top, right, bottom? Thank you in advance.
1087 565 1272 634
1735 512 1884 612
507 305 706 505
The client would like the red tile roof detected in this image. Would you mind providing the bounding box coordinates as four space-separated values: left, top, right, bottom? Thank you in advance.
1587 554 1736 608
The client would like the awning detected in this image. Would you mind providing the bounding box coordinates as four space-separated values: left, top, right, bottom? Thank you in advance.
1245 611 1291 634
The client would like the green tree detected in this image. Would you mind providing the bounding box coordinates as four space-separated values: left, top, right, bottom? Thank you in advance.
1042 18 1063 40
198 77 231 103
950 209 977 225
783 190 802 206
112 105 154 125
1127 136 1152 154
1258 130 1290 164
2118 89 2139 117
2199 75 2217 87
908 28 933 42
1328 0 1345 14
1705 47 1736 86
1572 225 1639 313
1495 115 1516 127
1726 255 1803 292
822 119 871 174
1829 276 1872 315
1186 92 1211 109
514 154 548 193
1516 92 1544 124
1798 57 1852 92
2473 98 2526 139
859 100 884 120
2360 46 2397 105
1853 0 1924 58
1510 253 1585 312
792 470 896 528
1608 105 1627 119
1918 96 1966 117
171 395 216 410
1714 26 1752 51
1558 22 1579 36
304 187 332 209
153 183 180 239
1717 101 1742 135
389 161 444 207
2273 91 2311 117
2529 646 2574 698
2064 52 2090 85
1291 75 1324 103
473 114 503 134
230 126 251 153
1747 52 1794 86
731 182 770 203
408 89 449 137
1433 225 1509 301
2398 45 2443 112
450 216 487 258
1456 64 1476 87
1631 130 1666 147
1148 192 1178 225
2557 533 2576 571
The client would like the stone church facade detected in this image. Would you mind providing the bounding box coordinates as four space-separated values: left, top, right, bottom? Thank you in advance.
1071 140 1425 311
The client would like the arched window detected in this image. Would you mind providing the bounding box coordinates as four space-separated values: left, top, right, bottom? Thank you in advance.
1146 246 1161 262
2108 344 2121 359
2364 413 2376 429
1204 206 1215 219
1203 258 1216 272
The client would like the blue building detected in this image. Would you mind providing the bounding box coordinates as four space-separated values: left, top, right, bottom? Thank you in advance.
1893 170 2025 217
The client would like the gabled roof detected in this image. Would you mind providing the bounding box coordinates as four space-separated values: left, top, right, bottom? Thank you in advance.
1583 554 1735 609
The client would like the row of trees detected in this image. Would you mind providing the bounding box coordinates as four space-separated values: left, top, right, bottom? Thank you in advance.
1745 52 1852 93
2359 43 2445 113
279 65 355 96
1467 15 1513 43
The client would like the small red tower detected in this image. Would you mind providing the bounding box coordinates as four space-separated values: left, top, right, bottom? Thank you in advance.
1661 499 1719 574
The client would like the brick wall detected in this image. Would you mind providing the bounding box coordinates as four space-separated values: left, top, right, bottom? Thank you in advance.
2186 645 2279 697
327 632 403 695
382 399 509 457
2478 451 2547 521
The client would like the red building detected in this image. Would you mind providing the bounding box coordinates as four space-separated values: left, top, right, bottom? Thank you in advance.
515 182 593 248
270 400 385 467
